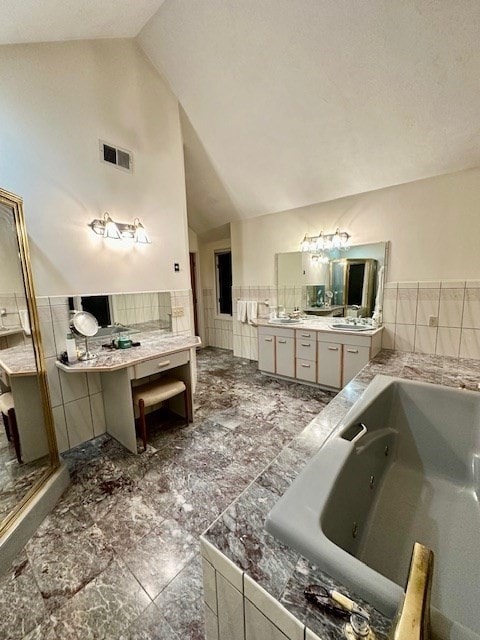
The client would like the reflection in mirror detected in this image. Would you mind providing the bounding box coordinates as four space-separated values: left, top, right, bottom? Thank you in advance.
276 242 388 318
67 293 173 338
0 202 51 523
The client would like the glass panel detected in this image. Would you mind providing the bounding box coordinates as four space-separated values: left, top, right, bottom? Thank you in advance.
0 202 50 524
276 242 388 318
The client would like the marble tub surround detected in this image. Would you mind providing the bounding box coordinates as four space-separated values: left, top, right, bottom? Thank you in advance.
0 347 334 640
201 348 480 640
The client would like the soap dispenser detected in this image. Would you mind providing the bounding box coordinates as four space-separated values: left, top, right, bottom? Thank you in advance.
66 333 77 364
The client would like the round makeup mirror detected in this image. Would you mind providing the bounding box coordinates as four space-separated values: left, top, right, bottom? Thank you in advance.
70 311 99 360
71 311 99 337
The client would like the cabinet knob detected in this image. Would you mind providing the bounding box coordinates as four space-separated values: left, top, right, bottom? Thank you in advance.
328 346 339 351
265 338 273 342
301 363 311 368
301 333 311 338
346 348 359 354
301 343 310 347
278 339 287 344
158 360 171 367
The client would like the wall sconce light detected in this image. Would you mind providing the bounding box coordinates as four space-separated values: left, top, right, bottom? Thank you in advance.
88 212 151 244
300 228 351 253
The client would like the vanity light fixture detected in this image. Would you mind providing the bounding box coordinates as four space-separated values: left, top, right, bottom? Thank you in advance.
311 254 329 264
300 228 351 253
133 217 151 244
88 212 151 244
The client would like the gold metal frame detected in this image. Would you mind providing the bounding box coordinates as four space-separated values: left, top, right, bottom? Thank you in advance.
0 187 60 537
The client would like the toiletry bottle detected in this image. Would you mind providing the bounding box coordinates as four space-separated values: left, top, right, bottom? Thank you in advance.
66 333 77 364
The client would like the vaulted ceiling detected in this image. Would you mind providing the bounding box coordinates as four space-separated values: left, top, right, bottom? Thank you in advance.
2 1 480 235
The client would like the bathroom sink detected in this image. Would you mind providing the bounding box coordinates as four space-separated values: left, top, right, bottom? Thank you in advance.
329 323 372 331
268 318 302 325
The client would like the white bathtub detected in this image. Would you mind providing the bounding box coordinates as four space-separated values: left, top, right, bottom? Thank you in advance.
266 376 480 640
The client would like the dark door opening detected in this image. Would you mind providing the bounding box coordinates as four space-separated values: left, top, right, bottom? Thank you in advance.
189 252 199 336
215 251 232 316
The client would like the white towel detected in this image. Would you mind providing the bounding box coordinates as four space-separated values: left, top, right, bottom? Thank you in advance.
19 309 31 336
374 266 385 312
247 301 258 324
237 300 247 323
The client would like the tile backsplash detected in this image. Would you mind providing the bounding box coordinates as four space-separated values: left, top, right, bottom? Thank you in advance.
383 280 480 359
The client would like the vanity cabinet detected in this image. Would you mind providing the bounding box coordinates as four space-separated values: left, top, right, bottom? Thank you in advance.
258 327 294 377
317 332 374 388
317 341 342 388
258 324 382 390
342 344 370 385
296 330 317 383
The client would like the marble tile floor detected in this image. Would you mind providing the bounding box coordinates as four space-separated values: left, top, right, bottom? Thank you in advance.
0 347 335 640
0 417 50 520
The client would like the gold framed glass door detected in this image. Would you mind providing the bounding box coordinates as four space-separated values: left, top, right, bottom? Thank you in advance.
0 187 59 537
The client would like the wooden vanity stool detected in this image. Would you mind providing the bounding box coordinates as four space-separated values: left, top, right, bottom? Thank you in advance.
132 377 189 451
0 392 22 463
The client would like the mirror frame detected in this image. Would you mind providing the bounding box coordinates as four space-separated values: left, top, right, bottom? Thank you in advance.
0 187 59 537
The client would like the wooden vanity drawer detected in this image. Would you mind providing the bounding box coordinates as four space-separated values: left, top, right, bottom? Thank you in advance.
296 329 314 340
134 350 189 380
296 358 316 383
296 338 316 361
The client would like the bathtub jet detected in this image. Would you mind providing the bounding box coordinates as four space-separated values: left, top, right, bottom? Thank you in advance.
266 375 480 640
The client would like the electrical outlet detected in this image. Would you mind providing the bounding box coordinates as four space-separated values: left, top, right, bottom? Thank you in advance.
171 306 184 318
428 315 438 327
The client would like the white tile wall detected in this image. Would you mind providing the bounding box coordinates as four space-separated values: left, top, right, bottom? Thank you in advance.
200 535 314 640
244 576 304 640
232 285 278 360
217 574 245 640
245 600 289 640
203 288 233 351
205 604 219 640
382 280 480 360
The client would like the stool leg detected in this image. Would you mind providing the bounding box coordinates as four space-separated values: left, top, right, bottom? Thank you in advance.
183 385 190 426
8 408 22 464
2 411 11 441
139 399 147 452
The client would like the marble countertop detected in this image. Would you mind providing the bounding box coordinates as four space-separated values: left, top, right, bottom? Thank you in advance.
56 332 201 373
0 326 25 337
0 343 36 377
254 317 383 337
202 350 480 639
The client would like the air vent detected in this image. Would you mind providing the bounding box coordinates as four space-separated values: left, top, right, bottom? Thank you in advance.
99 140 133 173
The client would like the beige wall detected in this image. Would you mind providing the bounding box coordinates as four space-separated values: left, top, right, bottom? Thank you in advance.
0 39 190 296
231 167 480 286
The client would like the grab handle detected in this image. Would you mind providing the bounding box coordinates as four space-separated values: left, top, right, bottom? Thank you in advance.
340 422 367 443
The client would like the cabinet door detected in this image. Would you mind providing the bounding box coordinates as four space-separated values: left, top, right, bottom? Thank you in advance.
258 334 275 373
296 358 316 383
317 341 342 388
343 345 370 385
276 337 295 378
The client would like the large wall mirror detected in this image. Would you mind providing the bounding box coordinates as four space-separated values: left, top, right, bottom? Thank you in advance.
0 188 59 538
276 241 389 318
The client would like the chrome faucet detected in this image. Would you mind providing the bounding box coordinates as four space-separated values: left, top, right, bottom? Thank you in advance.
389 542 434 640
